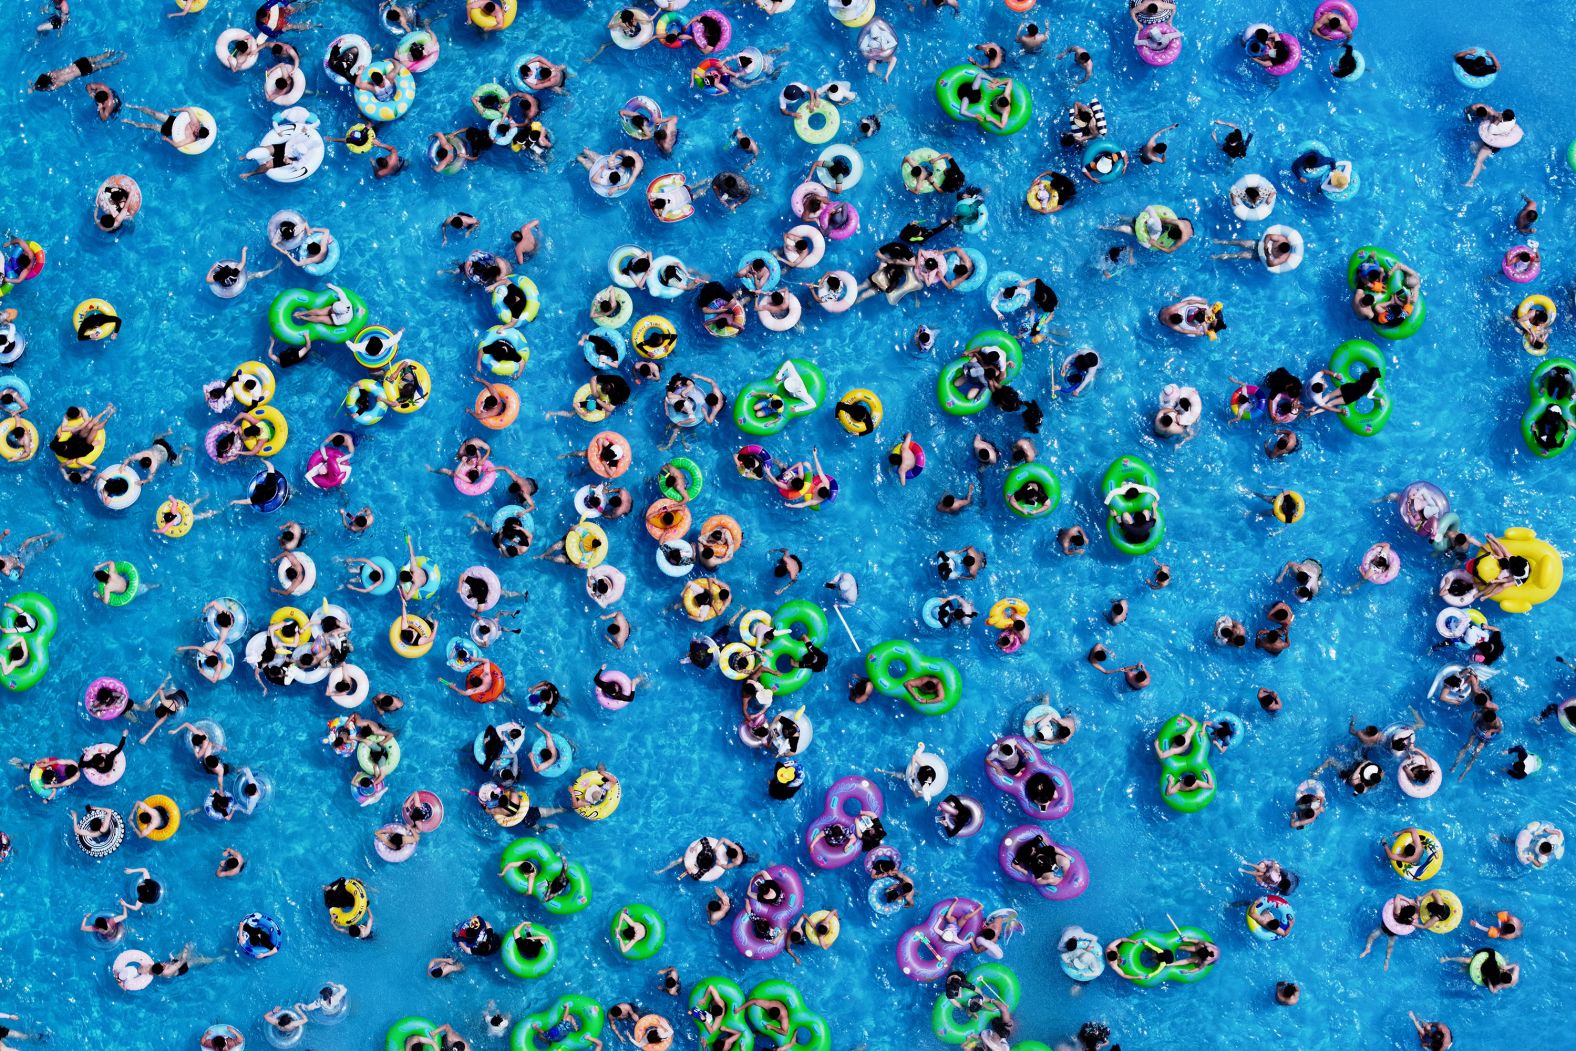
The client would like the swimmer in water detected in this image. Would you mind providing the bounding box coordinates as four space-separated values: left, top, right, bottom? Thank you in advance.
770 549 802 593
511 219 541 263
85 81 121 121
1211 119 1251 159
441 212 479 244
970 42 1005 70
936 483 974 514
32 51 124 92
1140 124 1179 165
1515 193 1538 234
0 531 59 581
1056 44 1093 82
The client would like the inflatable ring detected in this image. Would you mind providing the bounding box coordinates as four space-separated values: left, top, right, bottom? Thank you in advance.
986 598 1028 630
0 417 39 464
1003 462 1061 519
794 99 840 145
836 388 883 435
631 315 677 360
469 0 517 30
612 904 666 960
385 1018 437 1051
73 298 120 342
658 457 704 502
134 794 181 841
570 768 622 821
492 275 541 325
348 325 400 370
1390 828 1444 881
173 107 218 155
501 922 559 980
382 360 431 414
357 736 401 777
389 612 436 659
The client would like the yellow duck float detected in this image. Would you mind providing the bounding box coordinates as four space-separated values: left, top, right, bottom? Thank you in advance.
1474 527 1563 613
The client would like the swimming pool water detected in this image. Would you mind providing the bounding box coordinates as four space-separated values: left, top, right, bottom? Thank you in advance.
3 1 1575 1049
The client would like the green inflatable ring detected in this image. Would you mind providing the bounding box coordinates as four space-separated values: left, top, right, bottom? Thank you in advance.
473 82 511 121
1101 455 1165 555
864 639 962 716
901 147 949 193
356 736 401 777
772 599 830 646
502 921 559 979
1328 339 1391 436
756 599 832 696
688 977 753 1051
267 286 370 347
936 330 1024 415
611 903 666 960
0 591 57 693
1154 713 1215 813
95 561 140 607
756 635 809 696
1346 246 1425 341
385 1016 437 1051
1109 926 1217 987
498 837 592 915
1522 356 1576 458
658 457 704 502
934 65 1032 136
743 980 829 1051
1003 462 1061 519
1468 949 1510 987
733 358 826 436
932 962 1020 1044
511 994 605 1051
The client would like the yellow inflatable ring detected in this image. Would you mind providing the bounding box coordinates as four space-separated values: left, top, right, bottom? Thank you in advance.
681 577 729 622
570 769 622 821
738 608 773 643
156 497 195 538
803 908 841 948
835 388 883 436
794 99 840 146
1390 828 1444 882
269 606 310 647
571 382 610 423
0 417 39 463
632 315 678 360
246 405 290 457
135 795 181 841
565 521 609 569
329 877 370 928
230 360 276 410
72 298 120 341
718 641 759 681
1272 490 1305 524
389 612 436 659
1515 294 1557 356
382 359 431 414
987 598 1030 630
468 0 517 30
53 425 106 468
1416 888 1463 934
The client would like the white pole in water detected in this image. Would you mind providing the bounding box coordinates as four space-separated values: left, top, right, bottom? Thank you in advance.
832 605 859 651
825 572 861 650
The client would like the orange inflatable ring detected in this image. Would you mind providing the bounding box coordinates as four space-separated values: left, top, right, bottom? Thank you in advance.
475 382 520 431
586 430 631 480
644 498 691 542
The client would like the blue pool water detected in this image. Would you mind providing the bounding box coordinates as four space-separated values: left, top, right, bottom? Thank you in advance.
3 0 1575 1048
